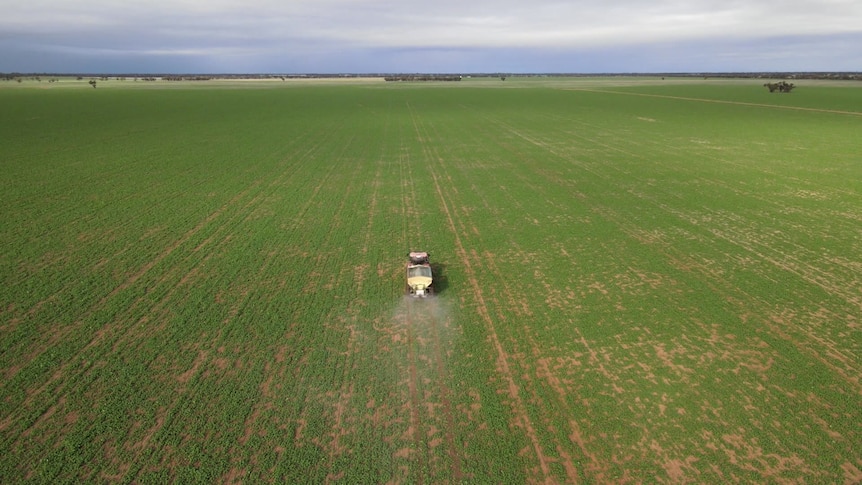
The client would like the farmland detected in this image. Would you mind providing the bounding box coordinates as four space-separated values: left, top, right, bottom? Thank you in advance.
1 77 860 483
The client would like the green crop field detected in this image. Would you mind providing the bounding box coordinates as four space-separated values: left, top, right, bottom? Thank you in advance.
1 77 860 483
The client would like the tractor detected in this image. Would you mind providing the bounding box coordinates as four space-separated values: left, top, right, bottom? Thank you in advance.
406 252 433 297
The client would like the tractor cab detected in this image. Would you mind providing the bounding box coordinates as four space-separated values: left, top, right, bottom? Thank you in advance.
406 252 433 297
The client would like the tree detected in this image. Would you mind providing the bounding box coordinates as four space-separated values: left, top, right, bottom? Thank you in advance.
764 81 795 93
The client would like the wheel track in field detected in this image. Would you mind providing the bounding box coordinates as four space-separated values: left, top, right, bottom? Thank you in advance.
403 102 463 482
3 123 343 465
402 292 463 482
478 246 590 484
308 133 371 482
446 98 858 480
0 181 260 392
482 239 600 483
461 107 861 477
549 107 862 230
128 123 351 480
216 127 369 482
483 114 860 392
544 111 861 282
564 88 862 117
398 112 427 482
453 110 606 481
0 180 256 386
574 126 862 389
426 307 462 482
540 92 862 290
1 181 260 442
461 120 586 478
406 102 552 482
592 201 861 394
555 114 861 313
1 121 321 383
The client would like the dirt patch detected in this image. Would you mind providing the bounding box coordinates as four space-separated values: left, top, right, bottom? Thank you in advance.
662 456 700 482
128 409 166 453
177 350 207 384
841 462 862 483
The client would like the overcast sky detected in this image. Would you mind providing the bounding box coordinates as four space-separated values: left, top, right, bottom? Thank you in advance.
1 0 860 73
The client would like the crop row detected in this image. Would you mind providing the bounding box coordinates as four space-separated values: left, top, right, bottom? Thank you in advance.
1 81 860 483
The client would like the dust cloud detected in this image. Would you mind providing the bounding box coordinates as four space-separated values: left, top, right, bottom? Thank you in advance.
380 294 460 396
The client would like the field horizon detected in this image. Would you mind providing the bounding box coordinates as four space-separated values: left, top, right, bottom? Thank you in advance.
1 78 860 483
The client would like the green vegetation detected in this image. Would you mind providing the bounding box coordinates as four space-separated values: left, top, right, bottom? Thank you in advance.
1 78 860 483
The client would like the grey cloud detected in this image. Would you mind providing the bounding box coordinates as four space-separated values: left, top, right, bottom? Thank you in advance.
1 0 860 72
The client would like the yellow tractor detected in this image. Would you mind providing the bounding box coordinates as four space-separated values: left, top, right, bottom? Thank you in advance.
406 251 433 297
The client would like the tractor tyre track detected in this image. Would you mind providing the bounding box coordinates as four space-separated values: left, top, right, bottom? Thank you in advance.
5 123 344 474
485 112 860 392
565 88 862 117
429 167 551 481
406 102 552 481
398 118 427 482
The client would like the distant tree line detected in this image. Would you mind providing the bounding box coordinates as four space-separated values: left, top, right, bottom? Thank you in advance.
4 71 862 83
2 74 57 82
384 75 462 82
163 76 213 81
